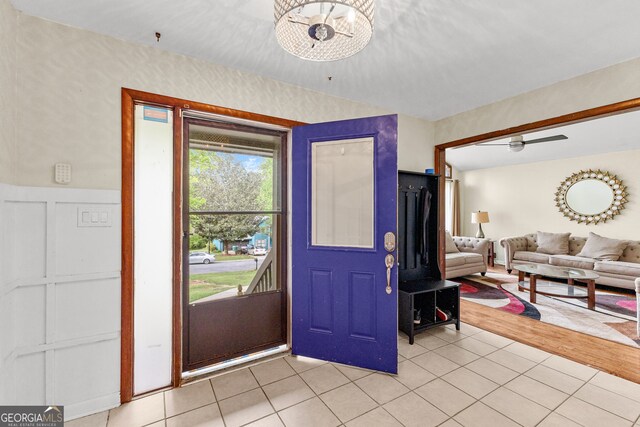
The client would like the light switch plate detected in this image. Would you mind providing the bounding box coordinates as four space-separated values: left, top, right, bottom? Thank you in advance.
77 206 112 227
55 163 72 184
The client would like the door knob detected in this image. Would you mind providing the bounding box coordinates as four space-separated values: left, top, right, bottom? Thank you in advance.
385 254 394 295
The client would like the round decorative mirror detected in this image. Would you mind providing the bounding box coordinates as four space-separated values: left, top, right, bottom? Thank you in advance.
554 169 627 224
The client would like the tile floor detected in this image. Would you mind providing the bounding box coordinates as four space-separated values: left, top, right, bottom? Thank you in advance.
68 323 640 427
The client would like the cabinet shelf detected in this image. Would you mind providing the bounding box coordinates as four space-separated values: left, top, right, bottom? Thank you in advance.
413 317 458 332
398 278 460 344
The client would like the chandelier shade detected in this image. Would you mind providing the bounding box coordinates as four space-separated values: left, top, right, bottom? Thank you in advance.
274 0 375 61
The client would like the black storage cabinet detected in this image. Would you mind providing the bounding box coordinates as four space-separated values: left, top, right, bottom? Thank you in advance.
397 171 460 344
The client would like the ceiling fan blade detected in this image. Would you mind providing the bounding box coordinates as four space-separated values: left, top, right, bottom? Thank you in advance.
451 143 508 149
523 135 568 145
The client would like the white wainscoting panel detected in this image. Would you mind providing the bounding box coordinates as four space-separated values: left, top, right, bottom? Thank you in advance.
15 352 46 403
3 201 47 282
14 285 46 348
55 278 120 342
0 183 121 420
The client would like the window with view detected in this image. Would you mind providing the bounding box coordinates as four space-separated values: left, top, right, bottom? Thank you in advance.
186 124 284 304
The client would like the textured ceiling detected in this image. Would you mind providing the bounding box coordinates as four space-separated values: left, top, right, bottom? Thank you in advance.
10 0 640 120
446 109 640 171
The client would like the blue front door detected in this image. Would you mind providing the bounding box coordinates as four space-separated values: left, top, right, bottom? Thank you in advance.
292 115 398 374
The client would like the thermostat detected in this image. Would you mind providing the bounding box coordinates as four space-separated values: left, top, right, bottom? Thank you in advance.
55 163 72 184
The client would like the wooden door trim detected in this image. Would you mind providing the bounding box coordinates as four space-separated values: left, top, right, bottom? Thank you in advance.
121 88 303 403
172 106 183 389
435 97 640 151
433 148 446 278
433 96 640 319
121 89 134 403
181 118 191 377
122 88 304 129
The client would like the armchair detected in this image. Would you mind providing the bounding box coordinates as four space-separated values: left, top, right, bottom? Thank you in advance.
445 236 490 279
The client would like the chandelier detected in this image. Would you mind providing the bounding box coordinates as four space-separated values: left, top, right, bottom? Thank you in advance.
274 0 375 61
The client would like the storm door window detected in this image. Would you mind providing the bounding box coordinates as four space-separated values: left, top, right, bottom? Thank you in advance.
187 125 283 303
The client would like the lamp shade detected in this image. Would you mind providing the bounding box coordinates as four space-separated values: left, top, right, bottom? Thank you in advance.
471 211 489 224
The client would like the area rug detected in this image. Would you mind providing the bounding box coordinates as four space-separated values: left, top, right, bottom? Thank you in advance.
452 271 640 348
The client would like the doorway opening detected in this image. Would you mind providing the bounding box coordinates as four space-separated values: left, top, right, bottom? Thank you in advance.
182 117 288 372
122 89 404 399
121 88 302 402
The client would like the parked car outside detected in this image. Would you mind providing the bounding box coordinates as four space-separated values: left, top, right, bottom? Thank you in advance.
189 252 216 264
253 247 267 256
240 244 253 255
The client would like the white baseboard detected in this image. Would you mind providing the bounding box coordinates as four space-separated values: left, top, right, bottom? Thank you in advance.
64 392 120 421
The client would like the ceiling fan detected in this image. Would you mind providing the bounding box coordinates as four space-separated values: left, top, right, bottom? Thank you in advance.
472 134 568 152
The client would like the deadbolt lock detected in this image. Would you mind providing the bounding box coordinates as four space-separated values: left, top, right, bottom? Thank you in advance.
384 232 396 252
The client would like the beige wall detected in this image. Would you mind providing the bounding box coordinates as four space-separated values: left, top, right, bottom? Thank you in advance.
11 3 640 189
435 57 640 145
12 11 433 190
460 149 640 263
398 115 434 173
0 0 17 184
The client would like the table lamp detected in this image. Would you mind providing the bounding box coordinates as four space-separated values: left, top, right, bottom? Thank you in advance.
471 211 489 239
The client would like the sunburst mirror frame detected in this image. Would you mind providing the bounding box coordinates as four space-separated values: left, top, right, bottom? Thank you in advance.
554 169 627 224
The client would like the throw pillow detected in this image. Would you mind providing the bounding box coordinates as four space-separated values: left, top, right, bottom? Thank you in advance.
535 231 571 255
577 232 629 261
445 232 459 254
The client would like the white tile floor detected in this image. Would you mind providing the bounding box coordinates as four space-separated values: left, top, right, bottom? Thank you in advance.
67 323 640 427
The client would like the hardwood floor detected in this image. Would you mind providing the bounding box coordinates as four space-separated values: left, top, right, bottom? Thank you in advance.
461 297 640 384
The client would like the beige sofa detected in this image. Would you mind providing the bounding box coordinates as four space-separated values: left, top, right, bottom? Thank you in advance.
500 234 640 290
445 236 490 279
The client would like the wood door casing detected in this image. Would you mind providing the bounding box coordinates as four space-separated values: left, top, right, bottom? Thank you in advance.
121 88 302 402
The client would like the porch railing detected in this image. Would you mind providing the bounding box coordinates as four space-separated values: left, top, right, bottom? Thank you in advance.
245 250 276 294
